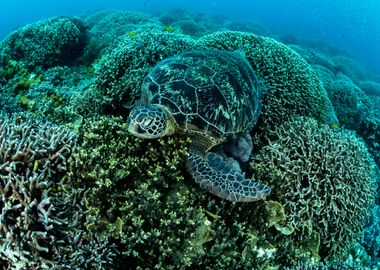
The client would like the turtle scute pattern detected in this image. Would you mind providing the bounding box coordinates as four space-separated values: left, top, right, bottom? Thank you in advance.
141 50 262 138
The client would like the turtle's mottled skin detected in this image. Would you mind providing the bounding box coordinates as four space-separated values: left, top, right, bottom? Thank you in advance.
128 50 271 202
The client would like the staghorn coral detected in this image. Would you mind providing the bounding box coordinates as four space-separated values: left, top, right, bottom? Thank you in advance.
0 16 88 68
0 114 117 269
250 116 377 261
0 114 76 268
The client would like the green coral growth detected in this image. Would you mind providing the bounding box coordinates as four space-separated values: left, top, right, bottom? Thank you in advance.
69 116 315 269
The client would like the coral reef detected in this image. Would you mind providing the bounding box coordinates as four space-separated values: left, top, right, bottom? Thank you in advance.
224 21 270 36
94 30 337 131
1 9 379 270
68 116 312 269
286 261 371 270
157 9 223 36
0 16 88 68
358 80 380 97
0 114 117 269
197 31 338 130
250 116 377 260
93 31 196 111
361 205 380 264
314 65 380 168
0 114 76 268
19 65 96 124
83 10 160 60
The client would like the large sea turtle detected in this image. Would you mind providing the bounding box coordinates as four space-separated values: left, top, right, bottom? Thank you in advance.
127 50 271 202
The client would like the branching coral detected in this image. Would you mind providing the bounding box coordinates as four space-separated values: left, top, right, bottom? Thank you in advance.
361 205 380 263
250 116 377 261
0 16 88 68
0 114 76 268
93 31 196 111
69 116 315 269
315 67 380 168
197 31 338 130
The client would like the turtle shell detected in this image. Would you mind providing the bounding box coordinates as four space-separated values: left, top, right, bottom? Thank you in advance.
140 50 262 139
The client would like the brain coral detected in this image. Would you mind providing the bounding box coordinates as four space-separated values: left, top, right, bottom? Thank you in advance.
250 117 377 260
0 16 88 68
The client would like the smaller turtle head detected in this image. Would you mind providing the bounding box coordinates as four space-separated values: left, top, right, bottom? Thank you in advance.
128 104 176 139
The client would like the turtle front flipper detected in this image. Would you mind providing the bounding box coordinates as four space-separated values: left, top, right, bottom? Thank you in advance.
186 150 271 202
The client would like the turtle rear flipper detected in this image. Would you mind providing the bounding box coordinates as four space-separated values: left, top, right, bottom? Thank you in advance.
186 151 271 202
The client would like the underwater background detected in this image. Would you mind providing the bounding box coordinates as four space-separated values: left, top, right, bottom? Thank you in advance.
0 0 379 269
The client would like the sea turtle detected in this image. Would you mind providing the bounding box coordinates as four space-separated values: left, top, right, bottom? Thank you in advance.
127 50 271 202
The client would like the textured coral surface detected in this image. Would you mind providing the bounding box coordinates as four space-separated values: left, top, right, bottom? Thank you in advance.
0 9 379 270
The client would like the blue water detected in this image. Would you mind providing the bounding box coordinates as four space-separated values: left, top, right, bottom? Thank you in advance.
1 0 380 77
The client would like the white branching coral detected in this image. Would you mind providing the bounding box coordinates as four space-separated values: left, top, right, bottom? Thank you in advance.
0 114 76 268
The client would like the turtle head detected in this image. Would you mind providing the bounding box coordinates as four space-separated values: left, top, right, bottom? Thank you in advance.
128 104 176 139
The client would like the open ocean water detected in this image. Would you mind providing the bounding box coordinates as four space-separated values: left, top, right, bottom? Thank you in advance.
0 1 379 269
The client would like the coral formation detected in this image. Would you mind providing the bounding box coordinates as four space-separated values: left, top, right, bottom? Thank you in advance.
0 114 76 268
93 31 196 111
286 261 371 270
0 9 379 270
250 116 377 260
0 16 88 68
83 10 160 60
68 116 306 269
359 80 380 97
361 205 380 264
314 65 380 168
197 31 338 130
94 30 337 132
